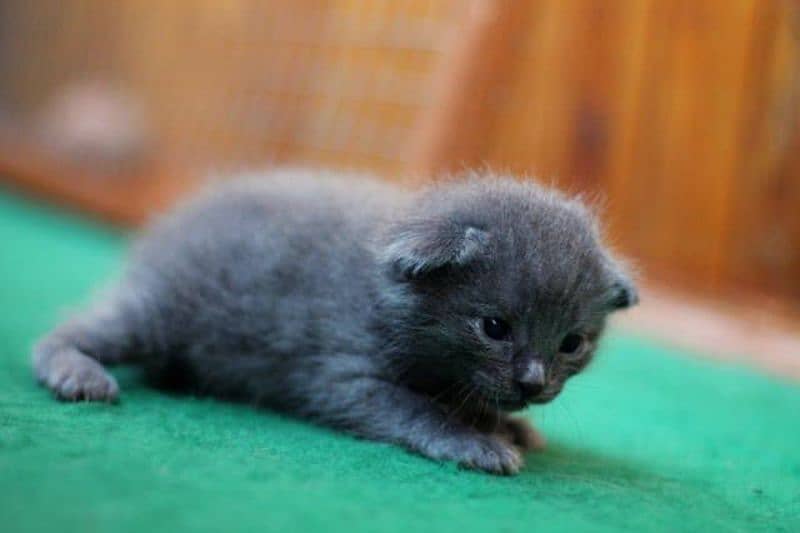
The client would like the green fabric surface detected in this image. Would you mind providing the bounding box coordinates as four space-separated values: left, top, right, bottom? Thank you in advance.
1 188 798 533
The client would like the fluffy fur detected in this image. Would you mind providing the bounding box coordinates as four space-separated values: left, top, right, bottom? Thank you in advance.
33 169 637 475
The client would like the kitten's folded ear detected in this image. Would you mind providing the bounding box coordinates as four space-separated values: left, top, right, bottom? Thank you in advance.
381 221 490 281
609 277 639 310
605 261 639 311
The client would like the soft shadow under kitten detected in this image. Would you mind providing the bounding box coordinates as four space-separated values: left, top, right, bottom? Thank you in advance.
33 169 637 475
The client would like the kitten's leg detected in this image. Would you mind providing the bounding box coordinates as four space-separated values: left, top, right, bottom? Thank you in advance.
299 371 523 474
497 414 546 451
33 284 152 402
468 409 546 452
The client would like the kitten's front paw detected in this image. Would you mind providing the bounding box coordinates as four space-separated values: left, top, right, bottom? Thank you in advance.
39 349 119 402
455 434 523 475
499 416 546 452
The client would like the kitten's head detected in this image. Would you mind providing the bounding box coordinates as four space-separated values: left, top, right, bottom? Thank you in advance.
380 175 637 411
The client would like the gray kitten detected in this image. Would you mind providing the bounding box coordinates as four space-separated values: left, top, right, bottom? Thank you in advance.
33 169 637 475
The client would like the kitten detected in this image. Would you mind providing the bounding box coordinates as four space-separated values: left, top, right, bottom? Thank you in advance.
33 169 637 475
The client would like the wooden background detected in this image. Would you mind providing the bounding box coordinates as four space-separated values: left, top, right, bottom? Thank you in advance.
0 0 798 309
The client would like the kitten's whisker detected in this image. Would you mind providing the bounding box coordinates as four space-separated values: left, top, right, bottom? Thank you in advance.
450 385 477 422
472 394 490 428
492 393 501 434
443 382 470 422
430 380 461 404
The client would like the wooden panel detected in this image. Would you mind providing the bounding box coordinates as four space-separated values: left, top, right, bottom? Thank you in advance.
0 0 456 175
408 0 535 177
725 3 800 301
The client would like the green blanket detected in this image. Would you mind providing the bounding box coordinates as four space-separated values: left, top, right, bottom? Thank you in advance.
1 189 798 532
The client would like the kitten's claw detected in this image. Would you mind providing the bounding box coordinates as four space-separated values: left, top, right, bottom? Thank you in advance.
500 416 546 452
39 349 119 402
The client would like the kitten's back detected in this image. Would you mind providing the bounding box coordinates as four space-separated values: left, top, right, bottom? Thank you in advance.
128 169 406 362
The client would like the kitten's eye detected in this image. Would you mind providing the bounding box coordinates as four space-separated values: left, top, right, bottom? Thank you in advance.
482 317 511 341
559 333 584 354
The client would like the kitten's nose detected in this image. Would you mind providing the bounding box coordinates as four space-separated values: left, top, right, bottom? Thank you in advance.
516 360 546 397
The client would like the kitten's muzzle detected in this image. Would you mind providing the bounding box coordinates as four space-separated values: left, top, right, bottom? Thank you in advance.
515 359 547 399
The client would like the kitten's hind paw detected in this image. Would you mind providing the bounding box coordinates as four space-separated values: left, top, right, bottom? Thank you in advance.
499 416 546 452
38 348 119 402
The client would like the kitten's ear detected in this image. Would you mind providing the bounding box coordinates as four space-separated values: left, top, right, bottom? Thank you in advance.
605 260 639 311
382 221 490 280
